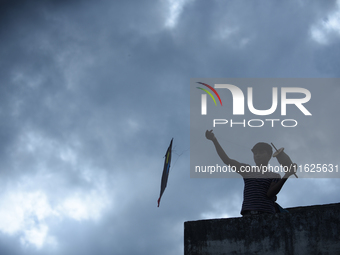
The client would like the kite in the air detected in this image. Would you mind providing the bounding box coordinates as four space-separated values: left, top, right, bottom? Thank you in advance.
157 138 173 207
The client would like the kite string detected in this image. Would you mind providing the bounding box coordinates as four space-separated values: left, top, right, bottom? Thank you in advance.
171 145 190 170
170 136 251 171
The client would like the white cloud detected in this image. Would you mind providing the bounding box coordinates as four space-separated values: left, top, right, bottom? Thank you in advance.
0 186 110 249
165 0 193 28
0 191 53 247
310 1 340 45
21 224 49 249
56 189 110 221
0 128 111 249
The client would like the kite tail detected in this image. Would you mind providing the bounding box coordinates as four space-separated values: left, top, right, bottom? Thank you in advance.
157 197 161 207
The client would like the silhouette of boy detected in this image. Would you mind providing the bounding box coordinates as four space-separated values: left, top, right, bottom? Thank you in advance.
205 129 295 216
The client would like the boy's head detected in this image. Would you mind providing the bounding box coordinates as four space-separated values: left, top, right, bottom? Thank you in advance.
251 142 273 166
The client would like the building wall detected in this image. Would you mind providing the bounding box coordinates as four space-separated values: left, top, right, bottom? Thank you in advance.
184 203 340 255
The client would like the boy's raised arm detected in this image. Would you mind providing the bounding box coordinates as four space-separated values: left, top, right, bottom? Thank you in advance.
205 130 244 175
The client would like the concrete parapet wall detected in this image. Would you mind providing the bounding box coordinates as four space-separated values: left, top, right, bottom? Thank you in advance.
184 203 340 255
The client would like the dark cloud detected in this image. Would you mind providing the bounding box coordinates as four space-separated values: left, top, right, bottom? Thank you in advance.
0 0 339 254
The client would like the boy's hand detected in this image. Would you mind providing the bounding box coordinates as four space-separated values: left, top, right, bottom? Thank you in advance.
205 130 215 141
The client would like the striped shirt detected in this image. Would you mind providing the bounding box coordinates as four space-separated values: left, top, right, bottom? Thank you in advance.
239 164 281 215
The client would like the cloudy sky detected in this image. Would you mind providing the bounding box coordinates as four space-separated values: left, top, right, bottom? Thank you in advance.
1 0 340 254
